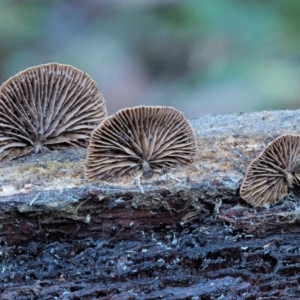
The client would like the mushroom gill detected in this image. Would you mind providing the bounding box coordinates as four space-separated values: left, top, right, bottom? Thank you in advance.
240 134 300 207
0 63 107 161
85 106 197 184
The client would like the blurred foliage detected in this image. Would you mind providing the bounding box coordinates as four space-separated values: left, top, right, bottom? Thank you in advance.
1 0 300 117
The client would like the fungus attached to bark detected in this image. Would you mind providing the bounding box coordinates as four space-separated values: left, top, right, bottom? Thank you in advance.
240 134 300 207
0 63 107 161
85 106 197 184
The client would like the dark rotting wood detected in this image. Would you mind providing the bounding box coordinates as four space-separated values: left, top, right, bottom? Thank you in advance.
1 109 300 299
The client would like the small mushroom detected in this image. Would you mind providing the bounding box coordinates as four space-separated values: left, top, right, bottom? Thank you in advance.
0 63 107 161
85 106 197 184
240 134 300 207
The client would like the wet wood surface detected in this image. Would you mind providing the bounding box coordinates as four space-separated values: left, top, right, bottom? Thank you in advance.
1 109 300 299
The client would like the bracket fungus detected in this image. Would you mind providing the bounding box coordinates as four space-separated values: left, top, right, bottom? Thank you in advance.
240 134 300 207
0 63 107 161
85 106 197 184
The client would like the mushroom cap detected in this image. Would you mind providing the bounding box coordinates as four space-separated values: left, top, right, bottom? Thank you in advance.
0 63 107 161
85 105 197 184
240 134 300 207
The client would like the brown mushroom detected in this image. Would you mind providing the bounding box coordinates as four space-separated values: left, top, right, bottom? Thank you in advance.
240 134 300 207
85 106 197 184
0 63 107 161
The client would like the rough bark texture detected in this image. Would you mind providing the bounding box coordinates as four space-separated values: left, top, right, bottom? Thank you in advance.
1 109 300 299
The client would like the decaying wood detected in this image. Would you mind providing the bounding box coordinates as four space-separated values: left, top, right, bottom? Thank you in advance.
1 109 300 299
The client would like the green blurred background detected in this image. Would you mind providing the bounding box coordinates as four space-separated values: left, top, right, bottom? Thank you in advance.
1 0 300 118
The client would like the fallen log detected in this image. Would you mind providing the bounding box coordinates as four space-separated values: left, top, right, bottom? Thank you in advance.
1 109 300 299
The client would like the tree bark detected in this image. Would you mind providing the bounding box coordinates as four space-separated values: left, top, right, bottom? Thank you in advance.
1 109 300 299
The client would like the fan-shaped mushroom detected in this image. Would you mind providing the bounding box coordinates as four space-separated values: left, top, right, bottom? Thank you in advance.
85 106 197 184
0 63 107 161
240 134 300 207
